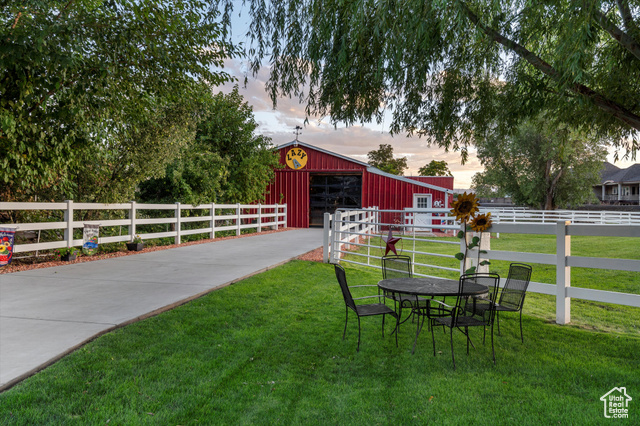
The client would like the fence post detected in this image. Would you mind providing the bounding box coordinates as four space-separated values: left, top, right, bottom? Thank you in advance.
323 212 331 263
283 204 287 228
129 201 137 242
175 202 181 245
236 204 241 236
257 203 262 233
459 222 467 275
64 199 74 248
556 220 571 324
210 202 216 239
332 211 342 263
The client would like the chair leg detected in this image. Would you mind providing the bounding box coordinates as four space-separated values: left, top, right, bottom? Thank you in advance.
491 322 496 365
382 313 386 338
450 326 456 370
412 311 426 354
497 310 501 336
519 310 524 343
356 316 362 352
466 326 470 355
431 319 436 357
343 307 349 340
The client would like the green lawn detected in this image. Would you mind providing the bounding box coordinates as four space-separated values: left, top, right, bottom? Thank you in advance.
1 260 638 424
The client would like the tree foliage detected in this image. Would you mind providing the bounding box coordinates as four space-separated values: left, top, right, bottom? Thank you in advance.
366 144 408 175
137 86 281 205
419 160 452 177
214 0 640 158
1 0 236 201
471 116 607 210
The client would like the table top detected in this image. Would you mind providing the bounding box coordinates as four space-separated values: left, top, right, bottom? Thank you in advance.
378 277 488 297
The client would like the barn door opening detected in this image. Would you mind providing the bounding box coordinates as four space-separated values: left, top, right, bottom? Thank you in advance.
309 174 362 227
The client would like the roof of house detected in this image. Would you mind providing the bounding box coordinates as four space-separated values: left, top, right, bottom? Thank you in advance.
600 162 640 184
277 140 453 194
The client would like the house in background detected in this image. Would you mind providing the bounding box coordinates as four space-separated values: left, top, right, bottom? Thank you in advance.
262 140 454 228
594 162 640 205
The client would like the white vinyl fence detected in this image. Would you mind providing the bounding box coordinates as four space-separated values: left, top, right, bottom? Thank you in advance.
0 200 287 255
324 207 640 325
481 208 640 225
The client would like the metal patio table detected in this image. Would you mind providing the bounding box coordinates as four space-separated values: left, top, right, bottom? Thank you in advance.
378 277 489 352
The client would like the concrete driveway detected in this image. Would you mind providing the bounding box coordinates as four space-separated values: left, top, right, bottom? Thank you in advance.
0 228 324 390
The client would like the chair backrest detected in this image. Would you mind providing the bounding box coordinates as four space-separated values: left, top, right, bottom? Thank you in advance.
454 273 501 325
381 255 412 279
334 263 357 312
498 263 532 310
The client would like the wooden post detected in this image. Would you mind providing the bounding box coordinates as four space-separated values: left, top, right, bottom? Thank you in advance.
64 200 74 248
332 211 342 263
175 202 181 245
257 203 262 233
129 201 137 242
556 220 571 324
210 202 216 239
236 204 241 236
323 212 331 263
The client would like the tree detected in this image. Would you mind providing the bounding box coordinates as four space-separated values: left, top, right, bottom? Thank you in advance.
366 144 408 175
1 0 236 201
137 86 281 205
472 116 607 210
214 0 639 158
419 160 452 177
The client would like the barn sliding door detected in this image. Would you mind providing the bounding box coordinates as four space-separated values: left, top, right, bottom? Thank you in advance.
309 174 362 227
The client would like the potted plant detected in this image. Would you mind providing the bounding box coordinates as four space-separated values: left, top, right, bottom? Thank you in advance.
56 247 79 262
126 235 144 251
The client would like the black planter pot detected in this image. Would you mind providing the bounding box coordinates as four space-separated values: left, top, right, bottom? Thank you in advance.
126 242 144 251
61 253 77 262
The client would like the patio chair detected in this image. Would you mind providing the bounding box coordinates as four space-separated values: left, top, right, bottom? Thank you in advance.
470 263 532 342
334 263 399 352
495 263 532 342
381 255 425 310
429 273 501 369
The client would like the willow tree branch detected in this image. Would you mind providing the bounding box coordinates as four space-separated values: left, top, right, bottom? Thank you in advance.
592 7 640 61
615 0 639 35
456 0 640 133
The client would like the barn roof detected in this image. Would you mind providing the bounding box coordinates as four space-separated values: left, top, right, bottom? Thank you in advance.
277 140 453 194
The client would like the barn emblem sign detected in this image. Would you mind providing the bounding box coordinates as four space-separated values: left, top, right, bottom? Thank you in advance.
285 148 308 170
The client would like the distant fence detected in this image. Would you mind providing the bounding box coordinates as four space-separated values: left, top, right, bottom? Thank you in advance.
324 207 640 325
481 208 640 225
0 201 287 255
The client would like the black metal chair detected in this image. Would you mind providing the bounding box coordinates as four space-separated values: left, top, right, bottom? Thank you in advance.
334 263 399 352
429 273 501 369
495 263 532 342
381 255 424 311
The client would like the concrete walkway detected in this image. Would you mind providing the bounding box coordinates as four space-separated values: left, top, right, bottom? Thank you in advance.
0 228 323 390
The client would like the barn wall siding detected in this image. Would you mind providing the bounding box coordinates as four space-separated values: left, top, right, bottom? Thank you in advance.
264 142 453 228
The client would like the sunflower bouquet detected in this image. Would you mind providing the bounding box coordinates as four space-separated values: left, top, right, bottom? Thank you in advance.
450 192 492 274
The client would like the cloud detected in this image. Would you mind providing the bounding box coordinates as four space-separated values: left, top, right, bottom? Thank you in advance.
215 59 483 188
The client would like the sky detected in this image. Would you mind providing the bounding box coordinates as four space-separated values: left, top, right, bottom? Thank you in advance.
217 11 637 189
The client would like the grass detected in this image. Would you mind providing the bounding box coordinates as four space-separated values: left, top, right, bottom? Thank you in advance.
1 260 638 424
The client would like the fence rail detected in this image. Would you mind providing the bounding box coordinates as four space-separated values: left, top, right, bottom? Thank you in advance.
0 201 287 254
324 207 640 325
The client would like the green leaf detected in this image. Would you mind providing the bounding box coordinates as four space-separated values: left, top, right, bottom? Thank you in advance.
456 231 464 239
465 266 476 274
472 236 480 244
479 261 491 266
454 252 465 261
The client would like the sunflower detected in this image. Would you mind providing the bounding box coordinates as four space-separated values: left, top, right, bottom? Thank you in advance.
470 212 492 232
450 191 480 222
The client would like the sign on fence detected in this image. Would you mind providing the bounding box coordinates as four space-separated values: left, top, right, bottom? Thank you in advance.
0 227 16 267
82 223 99 256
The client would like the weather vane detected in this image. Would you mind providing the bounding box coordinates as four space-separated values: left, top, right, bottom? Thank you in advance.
294 125 302 146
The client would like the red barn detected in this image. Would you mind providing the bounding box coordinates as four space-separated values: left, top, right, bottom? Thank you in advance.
263 140 454 228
